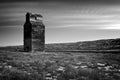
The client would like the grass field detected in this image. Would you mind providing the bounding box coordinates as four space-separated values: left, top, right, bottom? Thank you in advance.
0 51 120 80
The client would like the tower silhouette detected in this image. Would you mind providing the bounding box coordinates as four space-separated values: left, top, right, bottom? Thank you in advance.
24 12 45 52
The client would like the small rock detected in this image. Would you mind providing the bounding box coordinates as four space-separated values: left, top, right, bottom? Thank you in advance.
104 66 112 71
57 66 65 72
97 63 105 67
8 65 12 69
80 65 87 68
46 73 51 76
72 65 79 69
45 77 52 80
76 62 82 65
98 67 102 70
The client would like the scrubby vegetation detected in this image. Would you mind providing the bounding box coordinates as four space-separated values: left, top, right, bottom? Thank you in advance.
0 38 120 52
0 51 120 80
45 38 120 51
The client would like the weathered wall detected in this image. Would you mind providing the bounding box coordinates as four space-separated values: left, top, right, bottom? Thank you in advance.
24 13 32 52
31 21 45 51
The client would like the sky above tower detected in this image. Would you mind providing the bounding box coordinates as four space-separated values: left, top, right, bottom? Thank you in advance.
0 0 120 46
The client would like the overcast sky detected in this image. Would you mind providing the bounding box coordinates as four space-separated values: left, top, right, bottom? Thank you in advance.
0 0 120 46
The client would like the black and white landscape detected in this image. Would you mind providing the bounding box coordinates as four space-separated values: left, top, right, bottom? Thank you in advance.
0 38 120 80
0 0 120 80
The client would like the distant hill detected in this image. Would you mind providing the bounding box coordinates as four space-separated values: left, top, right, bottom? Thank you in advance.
0 38 120 52
0 46 23 52
45 38 120 51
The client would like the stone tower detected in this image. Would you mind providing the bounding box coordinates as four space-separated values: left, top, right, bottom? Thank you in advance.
24 12 45 52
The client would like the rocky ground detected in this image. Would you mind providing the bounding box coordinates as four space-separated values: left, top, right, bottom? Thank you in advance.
0 51 120 80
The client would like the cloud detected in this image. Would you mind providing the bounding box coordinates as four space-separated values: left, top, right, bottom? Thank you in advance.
44 5 120 30
1 2 120 30
0 1 120 45
0 0 120 4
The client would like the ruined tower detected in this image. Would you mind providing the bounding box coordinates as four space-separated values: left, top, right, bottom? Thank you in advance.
24 12 45 52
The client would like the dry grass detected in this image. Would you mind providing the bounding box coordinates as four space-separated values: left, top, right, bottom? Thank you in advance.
0 51 120 80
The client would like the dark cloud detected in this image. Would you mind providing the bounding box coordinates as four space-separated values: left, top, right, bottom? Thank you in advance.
0 0 120 4
0 1 120 46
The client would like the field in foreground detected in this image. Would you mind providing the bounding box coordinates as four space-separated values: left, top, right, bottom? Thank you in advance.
0 51 120 80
